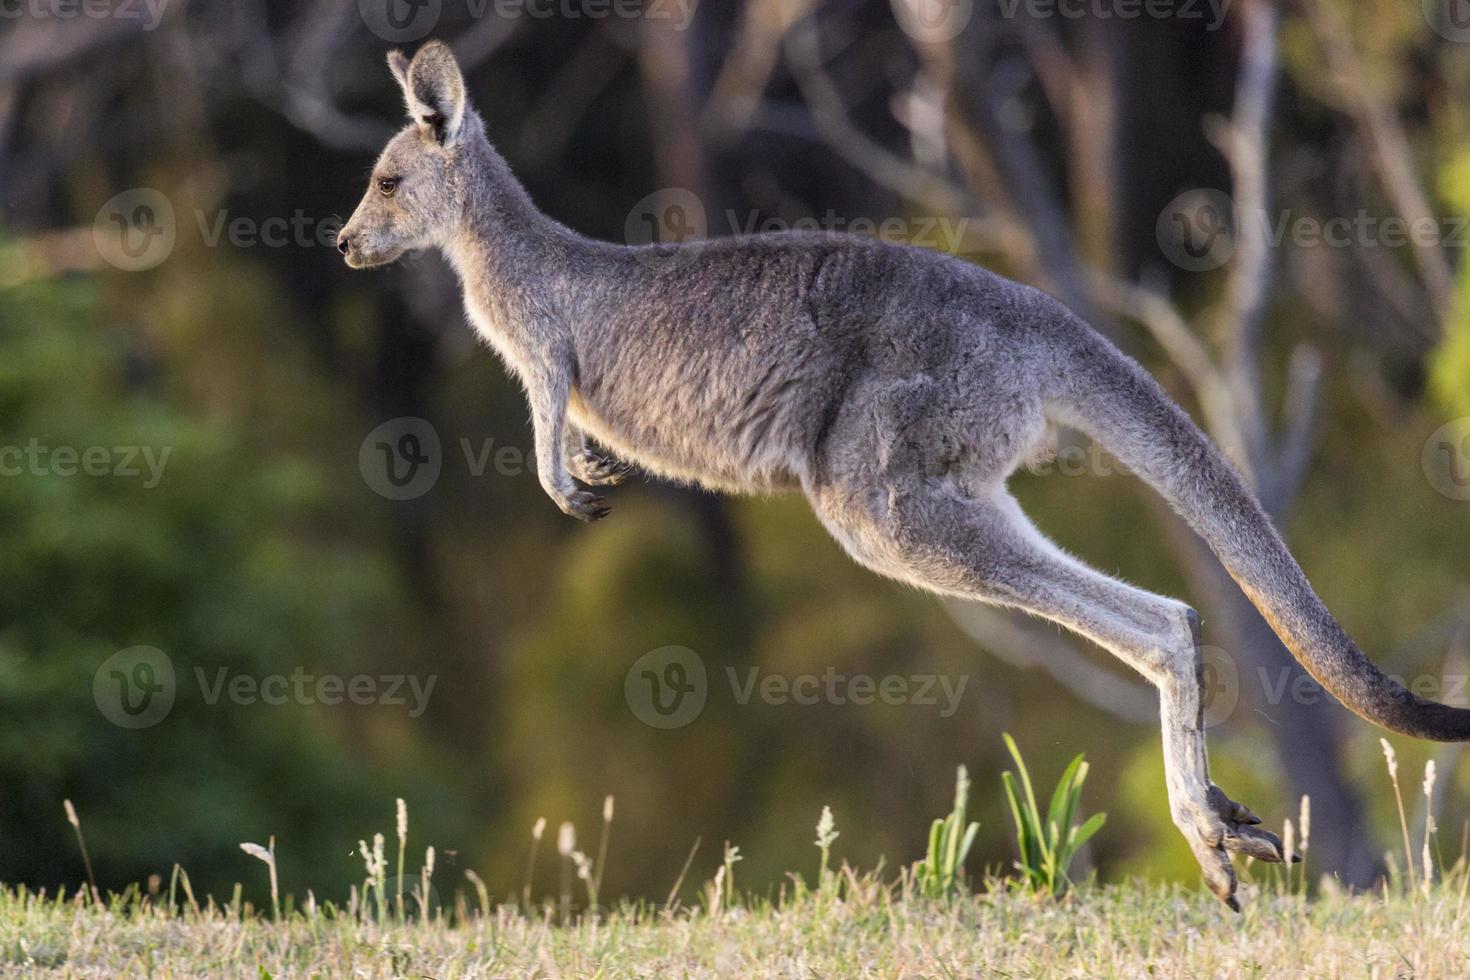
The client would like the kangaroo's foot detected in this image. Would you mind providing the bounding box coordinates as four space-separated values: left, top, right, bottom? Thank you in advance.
1210 784 1296 865
1184 784 1295 912
570 448 633 486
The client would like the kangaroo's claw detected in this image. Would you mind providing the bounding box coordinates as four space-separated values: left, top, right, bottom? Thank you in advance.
561 490 612 522
571 449 633 486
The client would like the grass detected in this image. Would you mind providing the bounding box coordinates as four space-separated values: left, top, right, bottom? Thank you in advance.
912 765 980 898
10 740 1463 977
4 875 1470 977
1000 733 1105 899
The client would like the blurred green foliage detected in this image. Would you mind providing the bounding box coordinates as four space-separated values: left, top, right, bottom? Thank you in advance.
1432 149 1470 417
0 275 475 900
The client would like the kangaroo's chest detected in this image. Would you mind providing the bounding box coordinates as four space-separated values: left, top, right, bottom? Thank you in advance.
464 293 537 383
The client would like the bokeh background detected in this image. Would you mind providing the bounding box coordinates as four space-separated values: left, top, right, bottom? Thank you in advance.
2 0 1469 907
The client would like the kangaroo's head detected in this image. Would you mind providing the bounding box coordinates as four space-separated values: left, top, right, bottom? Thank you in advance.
338 41 475 269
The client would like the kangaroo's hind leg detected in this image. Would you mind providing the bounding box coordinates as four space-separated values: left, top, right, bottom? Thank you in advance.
806 474 1289 909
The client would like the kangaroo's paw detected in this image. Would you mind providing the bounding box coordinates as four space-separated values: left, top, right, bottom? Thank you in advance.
1208 785 1298 864
559 489 612 522
570 449 633 486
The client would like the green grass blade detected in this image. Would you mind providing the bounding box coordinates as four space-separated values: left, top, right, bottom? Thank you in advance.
1046 755 1085 834
1071 813 1106 851
1002 734 1042 839
1001 772 1031 867
957 822 980 868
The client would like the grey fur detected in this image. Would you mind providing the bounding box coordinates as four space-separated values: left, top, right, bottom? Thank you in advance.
340 41 1470 910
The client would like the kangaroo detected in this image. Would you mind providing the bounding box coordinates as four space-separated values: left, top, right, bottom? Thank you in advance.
339 40 1470 910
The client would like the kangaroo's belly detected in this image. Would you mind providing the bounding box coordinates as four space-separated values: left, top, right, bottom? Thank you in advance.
568 370 812 496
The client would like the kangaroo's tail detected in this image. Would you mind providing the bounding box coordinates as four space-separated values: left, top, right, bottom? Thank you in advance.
1048 325 1470 741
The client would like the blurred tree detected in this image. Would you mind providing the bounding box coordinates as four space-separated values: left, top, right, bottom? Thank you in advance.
0 276 473 900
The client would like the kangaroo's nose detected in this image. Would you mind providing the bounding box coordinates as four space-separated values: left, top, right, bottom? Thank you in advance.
336 232 353 256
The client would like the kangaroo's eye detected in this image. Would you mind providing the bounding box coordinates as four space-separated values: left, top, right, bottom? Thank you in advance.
377 177 400 197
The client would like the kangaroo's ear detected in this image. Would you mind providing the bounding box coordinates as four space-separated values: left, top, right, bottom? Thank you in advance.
403 40 465 146
387 49 410 91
